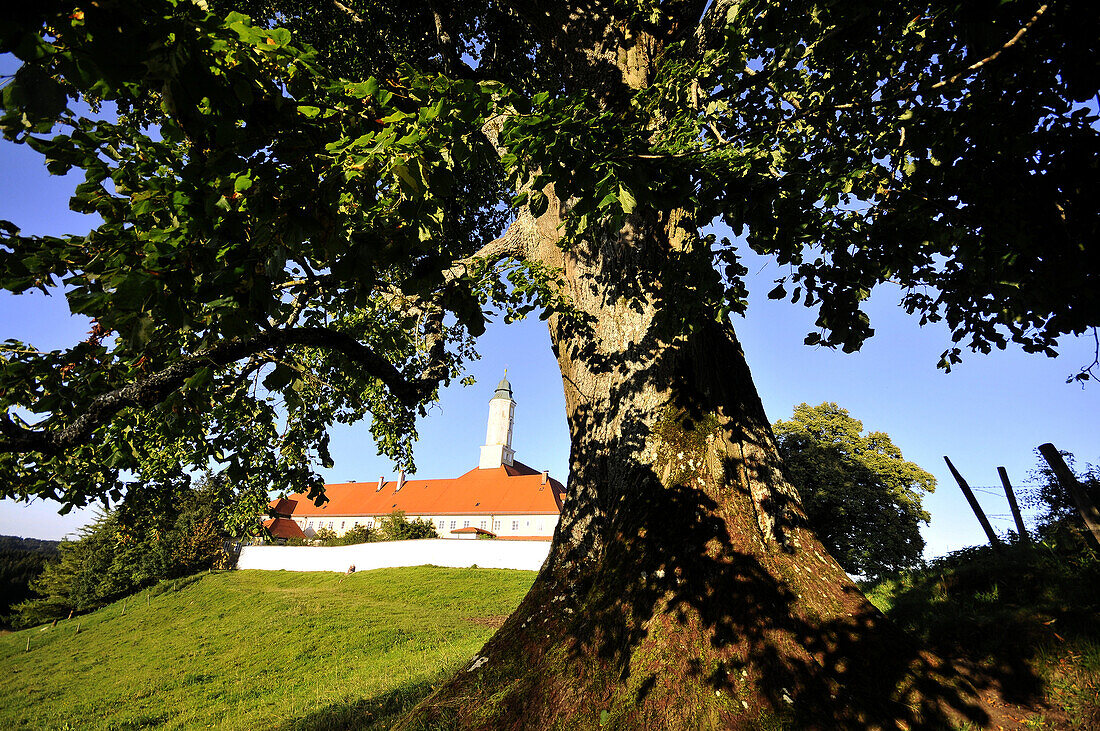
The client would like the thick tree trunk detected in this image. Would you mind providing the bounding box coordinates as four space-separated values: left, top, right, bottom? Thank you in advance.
400 217 992 729
400 17 994 730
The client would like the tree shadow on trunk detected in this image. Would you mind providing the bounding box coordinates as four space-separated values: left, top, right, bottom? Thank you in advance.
399 319 1039 729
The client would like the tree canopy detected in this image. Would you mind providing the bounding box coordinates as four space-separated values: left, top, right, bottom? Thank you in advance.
1 1 1098 724
774 402 935 579
0 0 1096 512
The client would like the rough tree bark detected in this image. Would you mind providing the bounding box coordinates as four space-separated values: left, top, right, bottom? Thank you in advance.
400 14 998 731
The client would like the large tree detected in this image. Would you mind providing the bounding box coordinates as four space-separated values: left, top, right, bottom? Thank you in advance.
1 0 1098 727
774 402 935 580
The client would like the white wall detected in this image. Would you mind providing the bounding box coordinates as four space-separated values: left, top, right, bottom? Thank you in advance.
237 538 552 573
297 513 558 538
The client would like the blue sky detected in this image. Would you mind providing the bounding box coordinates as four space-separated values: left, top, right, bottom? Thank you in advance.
1 69 1097 557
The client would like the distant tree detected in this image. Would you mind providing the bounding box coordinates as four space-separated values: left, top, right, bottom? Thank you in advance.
774 403 936 579
311 526 338 545
13 474 241 626
0 536 59 628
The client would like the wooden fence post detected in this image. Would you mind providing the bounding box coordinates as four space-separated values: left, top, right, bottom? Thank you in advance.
944 456 1002 548
997 467 1030 544
1038 443 1100 550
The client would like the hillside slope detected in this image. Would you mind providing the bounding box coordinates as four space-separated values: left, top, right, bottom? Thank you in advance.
0 567 535 730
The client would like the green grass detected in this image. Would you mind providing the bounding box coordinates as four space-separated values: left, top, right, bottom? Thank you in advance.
0 567 535 730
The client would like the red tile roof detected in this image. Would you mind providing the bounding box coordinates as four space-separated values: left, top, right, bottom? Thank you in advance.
263 517 307 540
268 498 298 517
286 461 565 518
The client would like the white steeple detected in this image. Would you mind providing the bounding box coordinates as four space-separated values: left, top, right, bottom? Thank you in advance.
478 372 515 469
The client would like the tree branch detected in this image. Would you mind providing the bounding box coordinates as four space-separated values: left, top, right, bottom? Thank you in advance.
792 3 1050 120
687 0 744 59
428 0 478 79
332 0 363 24
0 326 429 457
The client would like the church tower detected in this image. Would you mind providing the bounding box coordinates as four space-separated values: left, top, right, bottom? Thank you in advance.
478 373 516 469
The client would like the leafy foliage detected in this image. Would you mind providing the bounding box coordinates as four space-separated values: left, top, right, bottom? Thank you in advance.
338 523 372 545
0 0 1096 515
311 526 338 544
775 402 935 578
0 0 511 510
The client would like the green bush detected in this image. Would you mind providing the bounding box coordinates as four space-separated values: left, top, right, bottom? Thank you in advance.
312 527 339 546
863 541 1100 727
339 525 372 545
375 511 438 541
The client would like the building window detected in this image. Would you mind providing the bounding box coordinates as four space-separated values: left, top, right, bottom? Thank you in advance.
450 520 456 529
366 519 374 528
512 520 519 531
463 520 470 528
341 521 345 530
328 522 333 529
538 521 544 531
307 521 313 529
493 520 500 531
479 520 487 529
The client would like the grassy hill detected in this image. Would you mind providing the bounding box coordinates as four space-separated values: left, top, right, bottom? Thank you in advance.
3 546 1096 730
864 543 1100 729
0 567 535 730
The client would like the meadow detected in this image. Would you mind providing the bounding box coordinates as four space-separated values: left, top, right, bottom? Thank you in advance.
2 544 1096 729
0 567 534 730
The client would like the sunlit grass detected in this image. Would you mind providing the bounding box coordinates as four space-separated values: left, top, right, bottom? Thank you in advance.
0 567 534 730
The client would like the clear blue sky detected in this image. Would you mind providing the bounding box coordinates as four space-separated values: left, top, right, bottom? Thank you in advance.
1 59 1097 557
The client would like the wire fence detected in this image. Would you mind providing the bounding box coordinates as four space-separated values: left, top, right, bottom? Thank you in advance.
956 485 1044 524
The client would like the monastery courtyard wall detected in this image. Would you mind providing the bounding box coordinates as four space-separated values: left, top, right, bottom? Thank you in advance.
237 538 551 573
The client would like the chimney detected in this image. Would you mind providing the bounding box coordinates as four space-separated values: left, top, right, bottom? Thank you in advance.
541 470 548 485
396 470 406 492
375 476 385 492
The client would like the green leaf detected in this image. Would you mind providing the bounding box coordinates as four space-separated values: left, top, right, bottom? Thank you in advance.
618 184 636 214
392 163 421 194
184 367 213 392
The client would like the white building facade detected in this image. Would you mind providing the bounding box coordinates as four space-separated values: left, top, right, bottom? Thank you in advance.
283 375 566 540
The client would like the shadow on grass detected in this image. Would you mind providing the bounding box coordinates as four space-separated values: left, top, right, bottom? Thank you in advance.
865 540 1100 726
270 676 443 731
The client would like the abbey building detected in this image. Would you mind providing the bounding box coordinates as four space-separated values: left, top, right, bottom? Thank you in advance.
276 375 566 541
